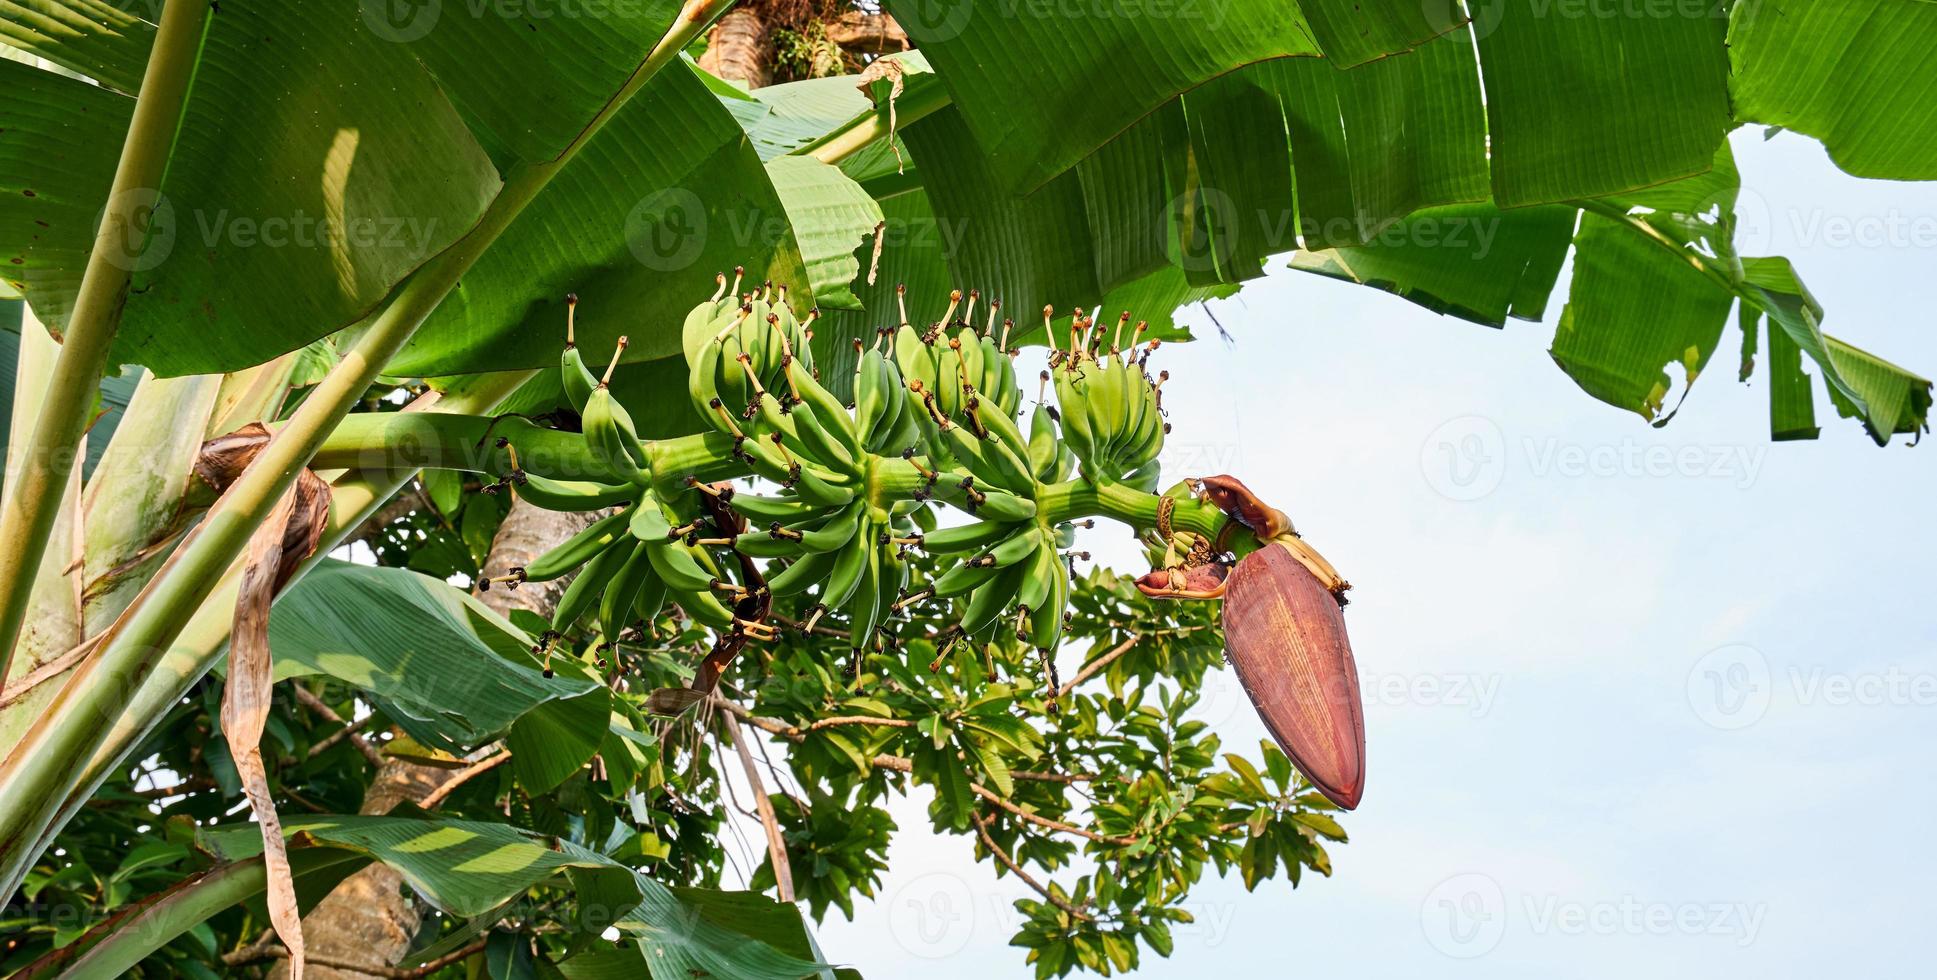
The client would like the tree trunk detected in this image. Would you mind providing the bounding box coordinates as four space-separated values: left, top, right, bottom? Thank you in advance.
826 11 908 53
698 7 772 88
270 497 600 978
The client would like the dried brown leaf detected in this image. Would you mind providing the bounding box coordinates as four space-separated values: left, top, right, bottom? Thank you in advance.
223 469 333 979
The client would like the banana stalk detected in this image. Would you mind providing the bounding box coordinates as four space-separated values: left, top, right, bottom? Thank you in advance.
0 0 213 683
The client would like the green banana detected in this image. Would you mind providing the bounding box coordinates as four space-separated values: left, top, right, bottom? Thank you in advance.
893 324 935 395
970 393 1032 467
862 354 912 455
767 548 838 597
925 554 1001 598
515 474 636 512
874 383 922 458
785 355 860 456
845 539 883 650
787 499 865 553
561 294 598 413
551 537 637 633
786 391 859 472
963 403 1038 492
523 508 634 582
955 327 984 404
1028 557 1067 653
920 519 1014 554
853 346 891 446
732 530 806 559
961 561 1026 636
583 388 651 484
1122 457 1162 493
1026 398 1059 482
1086 352 1126 469
944 424 1029 496
776 446 856 509
1052 360 1097 469
687 320 730 426
629 497 673 541
633 566 669 630
681 270 737 364
599 539 659 644
671 587 735 629
930 478 1036 523
581 339 651 484
819 518 874 610
645 537 720 593
978 528 1043 570
739 367 800 444
1014 528 1057 613
729 491 831 526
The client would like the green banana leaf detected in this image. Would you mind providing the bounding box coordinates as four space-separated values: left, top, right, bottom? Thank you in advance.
198 814 831 979
1288 204 1574 326
1288 144 1932 443
1729 0 1937 180
883 0 1326 194
257 559 603 753
387 60 810 377
1474 0 1730 207
0 0 152 93
3 1 1929 447
5 3 506 376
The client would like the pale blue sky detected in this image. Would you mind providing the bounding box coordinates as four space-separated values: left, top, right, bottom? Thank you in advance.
720 128 1937 977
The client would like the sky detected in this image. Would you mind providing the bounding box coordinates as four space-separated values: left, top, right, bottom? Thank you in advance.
712 127 1937 977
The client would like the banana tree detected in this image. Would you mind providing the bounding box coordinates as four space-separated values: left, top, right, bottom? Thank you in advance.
0 0 1931 975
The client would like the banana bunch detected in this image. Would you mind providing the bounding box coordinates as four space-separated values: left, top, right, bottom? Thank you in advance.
897 517 1074 700
1049 309 1166 489
559 295 653 486
505 283 1178 708
728 490 918 650
487 488 755 676
894 289 1021 419
683 271 817 423
852 335 923 458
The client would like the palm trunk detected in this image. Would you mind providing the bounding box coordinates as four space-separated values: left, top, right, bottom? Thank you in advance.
268 496 602 978
699 6 772 88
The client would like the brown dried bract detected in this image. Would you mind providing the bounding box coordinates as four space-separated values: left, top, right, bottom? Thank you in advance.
1133 561 1229 600
193 421 274 492
1196 474 1293 539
